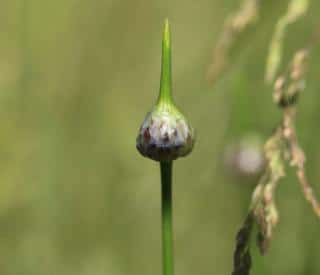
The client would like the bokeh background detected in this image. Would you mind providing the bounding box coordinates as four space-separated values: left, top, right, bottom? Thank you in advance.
0 0 320 274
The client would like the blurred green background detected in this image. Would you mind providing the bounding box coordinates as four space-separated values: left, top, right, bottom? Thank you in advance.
0 0 320 274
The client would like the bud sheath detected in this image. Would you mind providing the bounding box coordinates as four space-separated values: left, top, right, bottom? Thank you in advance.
136 20 195 162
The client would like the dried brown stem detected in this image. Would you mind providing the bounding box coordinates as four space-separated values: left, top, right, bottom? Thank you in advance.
276 49 320 218
297 167 320 216
232 213 254 275
207 0 260 83
231 44 320 274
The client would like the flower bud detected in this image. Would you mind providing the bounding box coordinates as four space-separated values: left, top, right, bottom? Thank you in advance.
136 19 195 162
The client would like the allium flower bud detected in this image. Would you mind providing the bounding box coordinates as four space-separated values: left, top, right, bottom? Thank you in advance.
136 20 195 162
137 106 194 161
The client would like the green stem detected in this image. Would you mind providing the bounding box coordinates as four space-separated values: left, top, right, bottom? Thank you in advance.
160 161 174 275
157 19 173 107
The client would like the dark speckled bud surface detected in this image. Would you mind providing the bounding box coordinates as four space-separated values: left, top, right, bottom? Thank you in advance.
136 108 194 161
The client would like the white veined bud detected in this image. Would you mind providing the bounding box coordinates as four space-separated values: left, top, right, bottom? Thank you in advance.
136 107 194 162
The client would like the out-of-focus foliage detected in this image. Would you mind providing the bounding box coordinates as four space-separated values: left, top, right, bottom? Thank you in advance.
207 0 260 83
0 1 320 275
265 0 309 83
233 48 315 275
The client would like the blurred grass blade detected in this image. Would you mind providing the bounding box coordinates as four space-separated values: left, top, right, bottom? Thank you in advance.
265 0 309 83
207 0 260 84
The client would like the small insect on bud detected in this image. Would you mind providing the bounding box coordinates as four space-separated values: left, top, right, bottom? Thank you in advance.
136 19 195 162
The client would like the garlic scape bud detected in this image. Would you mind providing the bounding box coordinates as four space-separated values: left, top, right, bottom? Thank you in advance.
136 19 195 162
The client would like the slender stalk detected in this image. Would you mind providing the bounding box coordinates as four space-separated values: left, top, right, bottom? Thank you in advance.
160 161 174 275
157 19 173 107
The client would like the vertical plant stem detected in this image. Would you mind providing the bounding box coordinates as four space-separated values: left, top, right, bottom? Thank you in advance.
160 161 174 275
157 19 172 107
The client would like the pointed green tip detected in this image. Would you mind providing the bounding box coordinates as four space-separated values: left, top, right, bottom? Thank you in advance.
163 19 170 50
157 19 173 107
